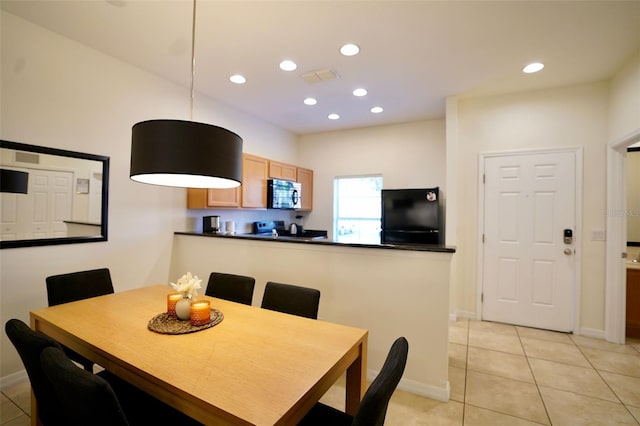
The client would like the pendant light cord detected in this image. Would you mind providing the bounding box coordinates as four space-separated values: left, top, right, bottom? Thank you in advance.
189 0 197 121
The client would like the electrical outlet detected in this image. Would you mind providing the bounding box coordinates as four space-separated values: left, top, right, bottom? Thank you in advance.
592 229 606 241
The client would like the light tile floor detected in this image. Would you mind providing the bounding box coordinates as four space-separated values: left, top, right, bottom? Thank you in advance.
2 319 639 425
319 319 640 425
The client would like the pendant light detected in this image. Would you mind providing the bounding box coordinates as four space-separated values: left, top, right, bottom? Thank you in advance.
129 0 242 189
0 169 29 194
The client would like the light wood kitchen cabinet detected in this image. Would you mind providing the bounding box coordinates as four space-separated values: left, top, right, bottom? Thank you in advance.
627 267 640 338
242 153 268 208
268 160 297 181
187 153 312 211
187 187 241 209
297 167 313 211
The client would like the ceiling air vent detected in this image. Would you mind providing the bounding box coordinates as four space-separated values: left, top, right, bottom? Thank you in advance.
300 68 340 84
15 151 40 164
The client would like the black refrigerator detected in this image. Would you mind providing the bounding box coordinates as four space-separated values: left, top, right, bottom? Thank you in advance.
381 187 443 245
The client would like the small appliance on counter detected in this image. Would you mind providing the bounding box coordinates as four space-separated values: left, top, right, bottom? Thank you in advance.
381 187 444 245
203 215 220 233
251 221 326 240
267 179 301 209
225 220 236 235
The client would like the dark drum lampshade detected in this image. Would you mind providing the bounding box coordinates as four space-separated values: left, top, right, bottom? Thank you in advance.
130 119 243 189
0 169 29 194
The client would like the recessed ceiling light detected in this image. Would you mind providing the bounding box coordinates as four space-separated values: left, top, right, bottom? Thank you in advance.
371 107 384 114
229 74 246 84
328 113 340 120
353 88 367 97
523 62 544 74
279 60 297 71
340 43 360 56
303 98 317 106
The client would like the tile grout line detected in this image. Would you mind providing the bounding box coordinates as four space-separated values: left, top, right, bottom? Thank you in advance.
466 321 551 424
515 326 553 426
461 320 469 425
461 322 549 425
0 389 30 424
570 334 640 424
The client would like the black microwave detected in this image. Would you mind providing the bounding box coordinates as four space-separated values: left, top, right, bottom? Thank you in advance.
267 179 301 209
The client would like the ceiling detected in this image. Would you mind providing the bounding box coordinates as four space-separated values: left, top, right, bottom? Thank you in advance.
2 0 639 135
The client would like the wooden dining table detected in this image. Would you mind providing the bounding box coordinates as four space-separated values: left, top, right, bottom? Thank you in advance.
30 285 368 425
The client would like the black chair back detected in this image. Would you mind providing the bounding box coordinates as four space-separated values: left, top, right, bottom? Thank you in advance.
261 281 320 319
45 268 114 371
46 267 114 306
205 272 256 305
40 346 129 426
352 337 409 426
4 319 66 425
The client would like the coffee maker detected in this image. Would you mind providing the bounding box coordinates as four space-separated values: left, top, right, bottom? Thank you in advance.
203 215 220 233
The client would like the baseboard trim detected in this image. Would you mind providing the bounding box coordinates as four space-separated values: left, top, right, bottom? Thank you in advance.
397 376 450 402
577 327 605 339
368 369 449 402
0 370 28 390
455 310 477 320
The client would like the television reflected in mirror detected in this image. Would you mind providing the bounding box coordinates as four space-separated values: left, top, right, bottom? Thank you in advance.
0 140 109 249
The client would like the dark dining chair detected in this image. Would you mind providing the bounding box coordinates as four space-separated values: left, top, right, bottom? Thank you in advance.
5 319 68 425
205 272 256 305
298 337 409 426
40 346 129 426
40 346 203 426
261 281 321 319
46 267 114 306
45 267 114 371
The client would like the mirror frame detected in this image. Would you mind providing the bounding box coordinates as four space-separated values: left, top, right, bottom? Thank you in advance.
0 140 109 249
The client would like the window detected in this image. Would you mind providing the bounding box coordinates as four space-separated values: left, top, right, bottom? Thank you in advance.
334 175 383 243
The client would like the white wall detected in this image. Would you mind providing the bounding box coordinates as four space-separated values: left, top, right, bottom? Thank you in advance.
609 51 640 142
452 82 610 333
0 11 296 379
298 120 446 238
170 235 453 401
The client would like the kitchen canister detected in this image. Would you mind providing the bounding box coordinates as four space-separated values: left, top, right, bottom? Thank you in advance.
226 221 235 235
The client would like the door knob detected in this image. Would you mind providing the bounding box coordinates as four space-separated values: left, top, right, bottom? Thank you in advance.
564 248 573 255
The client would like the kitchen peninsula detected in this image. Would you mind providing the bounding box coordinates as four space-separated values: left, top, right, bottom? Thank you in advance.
170 232 455 401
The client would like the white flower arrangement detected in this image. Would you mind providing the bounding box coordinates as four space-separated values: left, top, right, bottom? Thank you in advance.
170 272 202 299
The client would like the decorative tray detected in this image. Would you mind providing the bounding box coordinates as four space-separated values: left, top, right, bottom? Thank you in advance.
148 309 223 335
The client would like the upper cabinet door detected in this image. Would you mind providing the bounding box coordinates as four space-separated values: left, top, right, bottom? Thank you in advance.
187 187 240 208
242 154 268 208
269 161 297 181
297 167 313 211
207 187 241 208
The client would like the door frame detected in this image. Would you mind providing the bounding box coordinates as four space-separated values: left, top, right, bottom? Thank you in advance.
476 146 583 331
606 128 640 343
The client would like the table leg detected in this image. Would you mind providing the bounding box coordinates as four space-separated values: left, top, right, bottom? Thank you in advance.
345 338 367 415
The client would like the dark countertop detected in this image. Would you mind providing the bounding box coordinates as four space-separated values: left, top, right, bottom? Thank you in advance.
174 232 456 253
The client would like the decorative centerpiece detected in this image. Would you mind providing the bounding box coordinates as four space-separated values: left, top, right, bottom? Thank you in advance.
170 272 202 320
150 273 223 335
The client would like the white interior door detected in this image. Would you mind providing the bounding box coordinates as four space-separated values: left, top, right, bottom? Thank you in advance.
0 167 73 240
89 170 102 223
482 151 576 332
28 169 73 238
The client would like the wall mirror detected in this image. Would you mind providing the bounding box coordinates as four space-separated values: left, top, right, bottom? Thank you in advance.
0 140 109 249
629 147 640 246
